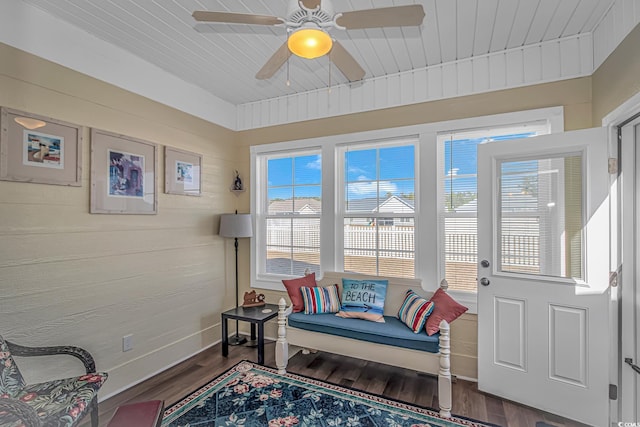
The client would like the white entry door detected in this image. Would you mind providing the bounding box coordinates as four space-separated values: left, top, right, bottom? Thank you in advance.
477 127 611 426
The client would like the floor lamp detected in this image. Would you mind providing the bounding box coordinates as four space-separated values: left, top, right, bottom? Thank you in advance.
219 211 253 346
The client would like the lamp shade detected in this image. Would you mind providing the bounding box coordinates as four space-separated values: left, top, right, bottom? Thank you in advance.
219 213 253 238
287 26 333 59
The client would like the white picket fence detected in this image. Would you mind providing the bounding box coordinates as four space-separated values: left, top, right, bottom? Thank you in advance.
266 223 540 267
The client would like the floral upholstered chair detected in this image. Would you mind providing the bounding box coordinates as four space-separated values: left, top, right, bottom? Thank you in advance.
0 335 107 427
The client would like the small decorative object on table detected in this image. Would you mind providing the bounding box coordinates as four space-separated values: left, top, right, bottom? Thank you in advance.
242 290 265 307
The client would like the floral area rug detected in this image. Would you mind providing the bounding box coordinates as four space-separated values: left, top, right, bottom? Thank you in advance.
161 360 497 427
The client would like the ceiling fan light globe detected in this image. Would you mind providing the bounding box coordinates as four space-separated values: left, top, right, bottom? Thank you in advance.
288 28 332 59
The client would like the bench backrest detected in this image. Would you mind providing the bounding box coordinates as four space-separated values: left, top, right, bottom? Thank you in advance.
316 271 447 316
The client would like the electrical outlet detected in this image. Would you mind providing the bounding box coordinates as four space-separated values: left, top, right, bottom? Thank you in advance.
122 334 133 352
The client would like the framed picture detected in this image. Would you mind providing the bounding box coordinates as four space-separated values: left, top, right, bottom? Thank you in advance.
0 107 82 186
90 128 158 214
164 147 202 196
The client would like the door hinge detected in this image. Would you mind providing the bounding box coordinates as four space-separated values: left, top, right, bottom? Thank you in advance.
625 358 640 375
608 158 618 174
609 271 618 287
609 383 617 400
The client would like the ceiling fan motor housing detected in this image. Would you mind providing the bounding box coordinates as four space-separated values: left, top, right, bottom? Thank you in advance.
286 0 335 27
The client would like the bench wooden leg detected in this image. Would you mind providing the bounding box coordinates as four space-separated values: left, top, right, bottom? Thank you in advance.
276 298 288 374
437 319 452 418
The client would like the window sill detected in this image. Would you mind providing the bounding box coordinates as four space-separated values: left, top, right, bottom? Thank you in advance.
252 277 287 292
448 290 477 314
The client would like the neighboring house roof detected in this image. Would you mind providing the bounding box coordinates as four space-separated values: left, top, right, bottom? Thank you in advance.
268 198 322 214
455 193 539 213
376 196 415 213
268 196 415 214
347 195 415 213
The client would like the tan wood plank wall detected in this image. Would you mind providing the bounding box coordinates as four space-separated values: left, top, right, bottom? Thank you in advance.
0 42 241 398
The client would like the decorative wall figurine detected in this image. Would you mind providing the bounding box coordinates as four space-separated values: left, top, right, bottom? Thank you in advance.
233 170 243 191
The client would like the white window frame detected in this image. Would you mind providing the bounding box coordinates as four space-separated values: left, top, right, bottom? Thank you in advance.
250 106 564 313
257 148 323 279
336 138 419 277
252 146 326 285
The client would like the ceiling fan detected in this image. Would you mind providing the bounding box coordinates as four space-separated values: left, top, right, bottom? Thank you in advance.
192 0 425 82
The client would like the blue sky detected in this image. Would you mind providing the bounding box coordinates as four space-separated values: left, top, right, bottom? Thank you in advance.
443 132 538 195
267 132 538 202
268 146 416 202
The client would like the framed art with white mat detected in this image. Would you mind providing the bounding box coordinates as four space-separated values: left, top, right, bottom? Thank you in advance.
90 128 158 214
0 107 82 186
164 147 201 196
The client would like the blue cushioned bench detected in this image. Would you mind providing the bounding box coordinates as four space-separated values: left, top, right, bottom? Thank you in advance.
274 271 453 418
288 313 440 353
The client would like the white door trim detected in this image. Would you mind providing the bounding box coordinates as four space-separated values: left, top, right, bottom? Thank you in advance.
602 90 640 424
619 117 640 422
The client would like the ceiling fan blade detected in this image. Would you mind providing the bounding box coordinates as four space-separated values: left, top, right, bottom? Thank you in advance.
330 41 365 82
192 11 282 26
300 0 321 9
256 42 292 80
336 4 425 29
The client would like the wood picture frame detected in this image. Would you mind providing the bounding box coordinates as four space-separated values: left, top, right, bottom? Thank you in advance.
0 107 82 186
164 147 202 196
90 128 158 214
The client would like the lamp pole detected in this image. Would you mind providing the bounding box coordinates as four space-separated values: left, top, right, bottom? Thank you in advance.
230 235 247 345
219 211 252 346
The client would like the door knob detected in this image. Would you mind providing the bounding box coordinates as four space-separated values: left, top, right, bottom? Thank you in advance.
480 277 490 286
481 260 490 268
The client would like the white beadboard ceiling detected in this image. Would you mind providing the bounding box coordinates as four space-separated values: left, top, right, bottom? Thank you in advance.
2 0 636 130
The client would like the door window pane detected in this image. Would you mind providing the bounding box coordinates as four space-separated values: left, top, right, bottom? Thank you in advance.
498 154 583 279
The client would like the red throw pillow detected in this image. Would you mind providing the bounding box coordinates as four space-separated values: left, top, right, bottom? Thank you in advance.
425 288 468 336
282 273 317 313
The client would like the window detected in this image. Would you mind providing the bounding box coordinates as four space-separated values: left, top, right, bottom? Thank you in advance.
260 151 322 277
498 154 583 279
251 106 563 304
340 142 416 278
438 122 550 292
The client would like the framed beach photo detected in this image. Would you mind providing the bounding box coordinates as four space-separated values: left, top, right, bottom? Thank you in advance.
164 147 202 196
0 107 82 186
90 128 158 214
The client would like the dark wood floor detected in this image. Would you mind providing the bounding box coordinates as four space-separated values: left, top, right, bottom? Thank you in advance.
85 339 590 427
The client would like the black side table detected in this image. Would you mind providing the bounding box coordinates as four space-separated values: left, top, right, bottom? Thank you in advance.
221 303 279 365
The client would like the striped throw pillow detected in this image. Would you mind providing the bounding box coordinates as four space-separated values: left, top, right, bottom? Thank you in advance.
397 290 435 333
301 284 341 314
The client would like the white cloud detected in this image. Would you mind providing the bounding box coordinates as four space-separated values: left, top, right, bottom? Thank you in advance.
348 166 369 175
306 156 321 170
348 180 398 196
